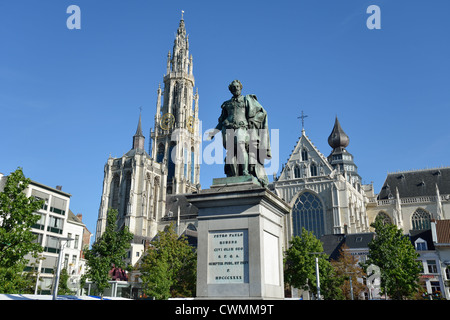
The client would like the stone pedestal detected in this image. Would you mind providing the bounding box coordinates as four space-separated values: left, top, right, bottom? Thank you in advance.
186 178 290 300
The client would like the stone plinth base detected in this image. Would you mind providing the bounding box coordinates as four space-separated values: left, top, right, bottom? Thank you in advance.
186 182 290 300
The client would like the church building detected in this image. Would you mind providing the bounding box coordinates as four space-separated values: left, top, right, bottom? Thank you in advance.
271 117 371 246
95 16 201 265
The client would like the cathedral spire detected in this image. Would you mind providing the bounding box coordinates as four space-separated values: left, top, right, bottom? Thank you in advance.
170 13 190 74
132 111 145 151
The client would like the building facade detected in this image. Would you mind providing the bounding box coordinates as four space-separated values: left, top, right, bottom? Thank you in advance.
0 176 89 295
366 167 450 232
271 117 371 246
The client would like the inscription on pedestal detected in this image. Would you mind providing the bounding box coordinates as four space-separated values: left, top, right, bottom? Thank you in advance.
208 229 249 284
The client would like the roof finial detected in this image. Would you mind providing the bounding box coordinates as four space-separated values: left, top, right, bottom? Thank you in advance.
181 10 184 20
298 110 308 134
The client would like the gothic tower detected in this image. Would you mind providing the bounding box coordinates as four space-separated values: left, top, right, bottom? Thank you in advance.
151 16 200 195
96 16 201 264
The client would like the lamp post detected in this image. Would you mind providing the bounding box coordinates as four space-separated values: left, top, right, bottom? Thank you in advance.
309 252 326 300
52 236 73 300
345 271 355 300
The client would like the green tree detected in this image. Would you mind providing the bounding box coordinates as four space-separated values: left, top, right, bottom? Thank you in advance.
284 228 343 300
0 167 44 293
365 216 421 300
56 268 72 295
140 223 196 299
83 208 133 298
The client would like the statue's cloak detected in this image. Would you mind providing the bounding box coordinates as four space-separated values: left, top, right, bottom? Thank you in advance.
245 94 271 186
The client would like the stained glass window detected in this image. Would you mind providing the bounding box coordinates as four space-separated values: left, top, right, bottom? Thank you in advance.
412 208 431 230
292 191 325 238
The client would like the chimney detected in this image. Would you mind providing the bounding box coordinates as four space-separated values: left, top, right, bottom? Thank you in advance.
56 185 62 191
76 213 83 221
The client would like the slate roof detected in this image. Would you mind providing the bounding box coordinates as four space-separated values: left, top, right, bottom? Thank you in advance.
320 233 375 261
320 234 345 261
409 229 435 250
377 167 450 200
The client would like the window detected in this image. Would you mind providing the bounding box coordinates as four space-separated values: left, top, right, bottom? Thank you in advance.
32 232 44 245
50 196 67 216
156 143 165 163
168 143 176 181
294 165 301 178
67 233 72 248
74 234 79 249
110 175 120 210
301 148 308 161
31 189 49 210
376 212 392 225
32 213 46 230
123 172 132 216
412 209 431 230
415 240 427 251
64 254 69 269
45 236 60 253
310 163 317 176
427 260 438 274
292 191 325 238
430 281 441 294
47 216 63 234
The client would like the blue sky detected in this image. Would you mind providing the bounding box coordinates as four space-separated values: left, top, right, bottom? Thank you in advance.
1 1 450 241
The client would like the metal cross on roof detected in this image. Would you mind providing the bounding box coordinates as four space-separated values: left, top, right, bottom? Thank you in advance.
298 110 308 132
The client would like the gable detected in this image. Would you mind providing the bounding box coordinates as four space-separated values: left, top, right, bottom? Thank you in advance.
278 132 333 181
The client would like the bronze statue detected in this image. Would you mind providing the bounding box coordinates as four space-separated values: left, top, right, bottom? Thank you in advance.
209 80 271 186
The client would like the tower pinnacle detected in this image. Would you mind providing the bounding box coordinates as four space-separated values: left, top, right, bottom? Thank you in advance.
132 111 145 151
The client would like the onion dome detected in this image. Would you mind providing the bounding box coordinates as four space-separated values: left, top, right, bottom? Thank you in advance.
328 116 349 150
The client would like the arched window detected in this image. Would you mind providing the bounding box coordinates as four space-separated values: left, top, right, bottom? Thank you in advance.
292 191 325 238
412 208 431 230
294 165 301 178
123 172 132 216
310 163 318 176
376 211 392 225
168 143 176 181
301 148 308 161
156 143 165 163
110 174 120 210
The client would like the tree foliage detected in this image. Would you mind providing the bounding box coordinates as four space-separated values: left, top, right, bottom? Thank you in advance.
284 228 343 300
331 244 367 300
140 223 196 300
83 208 133 297
57 268 72 295
0 168 43 293
365 216 421 300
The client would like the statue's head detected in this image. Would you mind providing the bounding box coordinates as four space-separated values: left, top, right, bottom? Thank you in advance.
228 80 243 97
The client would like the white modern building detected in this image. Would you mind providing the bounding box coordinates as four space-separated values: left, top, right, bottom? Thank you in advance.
8 178 90 295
